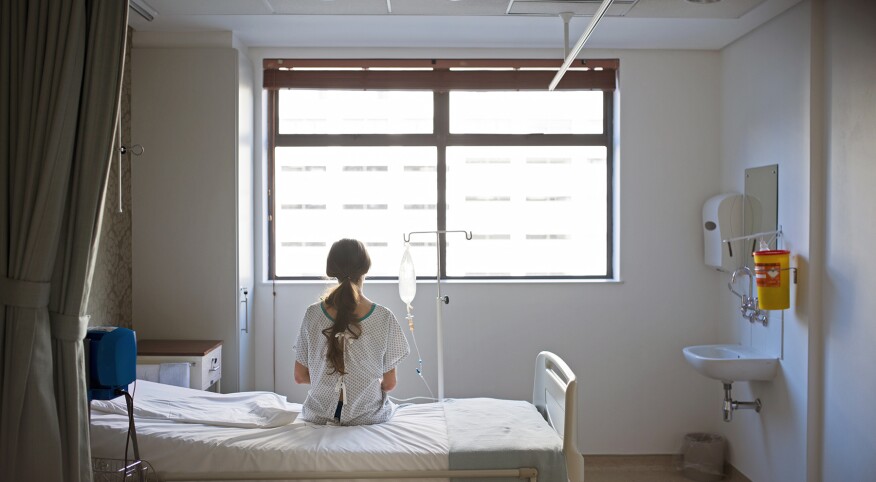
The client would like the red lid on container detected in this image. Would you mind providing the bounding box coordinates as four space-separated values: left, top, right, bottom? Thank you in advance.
752 249 790 256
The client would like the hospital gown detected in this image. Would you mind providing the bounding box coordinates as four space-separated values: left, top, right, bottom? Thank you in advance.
294 302 410 425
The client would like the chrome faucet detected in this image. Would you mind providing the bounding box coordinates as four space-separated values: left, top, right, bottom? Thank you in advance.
729 267 768 325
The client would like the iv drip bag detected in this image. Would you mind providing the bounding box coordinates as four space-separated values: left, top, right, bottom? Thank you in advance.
399 243 416 306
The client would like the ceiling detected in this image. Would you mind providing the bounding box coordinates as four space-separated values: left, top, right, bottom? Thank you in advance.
128 0 803 50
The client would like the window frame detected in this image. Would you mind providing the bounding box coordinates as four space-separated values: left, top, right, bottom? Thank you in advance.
266 60 616 281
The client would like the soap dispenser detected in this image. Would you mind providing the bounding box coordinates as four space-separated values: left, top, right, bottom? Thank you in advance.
703 193 745 272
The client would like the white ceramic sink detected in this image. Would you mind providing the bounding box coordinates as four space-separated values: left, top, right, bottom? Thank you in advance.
683 344 779 382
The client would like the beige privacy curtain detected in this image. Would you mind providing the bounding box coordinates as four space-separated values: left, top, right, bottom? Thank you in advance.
0 1 128 481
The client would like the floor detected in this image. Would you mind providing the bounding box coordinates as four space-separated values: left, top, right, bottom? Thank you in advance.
584 455 751 482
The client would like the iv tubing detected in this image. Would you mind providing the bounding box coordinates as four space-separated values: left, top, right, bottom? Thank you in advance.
406 315 434 400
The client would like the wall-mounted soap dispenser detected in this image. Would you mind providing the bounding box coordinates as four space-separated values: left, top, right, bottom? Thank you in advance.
703 193 747 272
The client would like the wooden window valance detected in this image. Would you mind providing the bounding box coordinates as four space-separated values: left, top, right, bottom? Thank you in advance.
263 59 618 91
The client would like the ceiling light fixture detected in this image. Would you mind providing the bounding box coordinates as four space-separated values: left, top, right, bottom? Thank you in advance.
549 0 613 91
685 0 722 3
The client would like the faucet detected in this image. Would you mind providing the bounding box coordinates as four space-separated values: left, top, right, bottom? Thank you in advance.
729 267 768 325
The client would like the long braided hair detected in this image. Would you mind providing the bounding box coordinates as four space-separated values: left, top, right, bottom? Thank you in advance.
322 239 371 375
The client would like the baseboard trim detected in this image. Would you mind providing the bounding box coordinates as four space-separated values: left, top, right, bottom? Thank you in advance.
583 454 751 481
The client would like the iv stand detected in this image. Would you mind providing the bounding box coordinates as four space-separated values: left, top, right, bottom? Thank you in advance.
403 230 472 400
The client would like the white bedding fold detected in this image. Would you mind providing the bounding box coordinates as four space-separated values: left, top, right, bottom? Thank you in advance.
90 382 449 480
90 380 299 428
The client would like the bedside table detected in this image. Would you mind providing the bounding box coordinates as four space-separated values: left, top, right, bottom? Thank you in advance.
137 340 222 392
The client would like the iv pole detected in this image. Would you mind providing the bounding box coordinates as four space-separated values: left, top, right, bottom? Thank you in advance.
403 229 472 400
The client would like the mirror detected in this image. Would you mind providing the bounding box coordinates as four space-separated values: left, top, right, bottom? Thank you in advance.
743 164 778 269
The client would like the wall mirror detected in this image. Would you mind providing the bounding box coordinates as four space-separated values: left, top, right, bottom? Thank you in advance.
743 164 779 269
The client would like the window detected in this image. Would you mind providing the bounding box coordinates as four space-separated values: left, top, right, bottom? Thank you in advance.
266 59 616 280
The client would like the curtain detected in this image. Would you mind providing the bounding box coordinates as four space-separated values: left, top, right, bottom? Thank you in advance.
0 1 128 481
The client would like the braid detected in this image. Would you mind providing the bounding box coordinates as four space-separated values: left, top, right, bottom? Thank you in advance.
322 281 362 374
322 239 371 374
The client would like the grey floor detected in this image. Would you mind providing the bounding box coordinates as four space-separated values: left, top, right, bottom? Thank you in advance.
584 455 751 482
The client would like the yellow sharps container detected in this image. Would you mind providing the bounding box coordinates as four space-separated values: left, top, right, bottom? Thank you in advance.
753 249 790 310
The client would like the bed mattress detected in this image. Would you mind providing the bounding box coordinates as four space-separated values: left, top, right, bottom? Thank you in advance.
89 380 565 482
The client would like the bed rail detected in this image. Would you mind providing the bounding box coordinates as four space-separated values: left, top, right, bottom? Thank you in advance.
532 351 582 482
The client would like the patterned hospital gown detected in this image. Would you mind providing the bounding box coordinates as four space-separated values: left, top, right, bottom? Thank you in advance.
294 302 410 425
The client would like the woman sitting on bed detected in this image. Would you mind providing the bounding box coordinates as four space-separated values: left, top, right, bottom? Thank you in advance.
294 238 411 425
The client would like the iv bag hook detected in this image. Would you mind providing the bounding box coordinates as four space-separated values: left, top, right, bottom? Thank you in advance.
403 230 472 303
403 230 472 243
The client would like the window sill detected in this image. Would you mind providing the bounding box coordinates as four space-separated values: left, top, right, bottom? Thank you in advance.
262 277 624 286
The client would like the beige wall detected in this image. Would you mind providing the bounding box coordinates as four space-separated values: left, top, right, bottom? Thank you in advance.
820 0 876 479
130 38 250 392
718 3 811 480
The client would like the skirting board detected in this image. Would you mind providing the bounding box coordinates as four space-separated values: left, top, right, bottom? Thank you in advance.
583 455 751 481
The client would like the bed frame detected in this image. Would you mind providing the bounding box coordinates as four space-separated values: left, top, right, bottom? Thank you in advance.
533 351 583 482
160 351 582 482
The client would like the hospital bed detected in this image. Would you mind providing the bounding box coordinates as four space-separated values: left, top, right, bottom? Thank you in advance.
90 351 582 482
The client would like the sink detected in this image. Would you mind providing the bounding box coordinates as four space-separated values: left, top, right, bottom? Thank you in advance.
683 344 779 382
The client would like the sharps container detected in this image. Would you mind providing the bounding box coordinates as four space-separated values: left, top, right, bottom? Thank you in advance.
753 249 790 310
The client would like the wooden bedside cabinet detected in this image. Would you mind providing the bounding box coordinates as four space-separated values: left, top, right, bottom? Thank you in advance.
137 340 222 392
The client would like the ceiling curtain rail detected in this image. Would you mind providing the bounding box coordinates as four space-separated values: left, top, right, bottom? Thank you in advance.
262 59 618 91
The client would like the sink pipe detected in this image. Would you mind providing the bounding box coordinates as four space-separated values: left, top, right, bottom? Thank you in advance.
722 382 762 422
729 267 768 325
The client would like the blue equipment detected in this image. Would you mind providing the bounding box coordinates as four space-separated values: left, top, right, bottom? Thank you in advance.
85 327 137 401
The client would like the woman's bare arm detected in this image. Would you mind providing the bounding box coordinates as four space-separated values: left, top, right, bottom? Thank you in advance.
381 368 397 392
294 361 311 384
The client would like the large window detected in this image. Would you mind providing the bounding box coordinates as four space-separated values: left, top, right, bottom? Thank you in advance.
266 60 616 280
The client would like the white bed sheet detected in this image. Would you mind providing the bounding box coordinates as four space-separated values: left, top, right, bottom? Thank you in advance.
90 380 568 482
91 381 299 428
90 381 449 480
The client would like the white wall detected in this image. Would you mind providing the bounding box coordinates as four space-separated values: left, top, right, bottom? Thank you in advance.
250 47 724 453
718 3 811 481
131 32 254 392
236 36 256 392
821 1 876 480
